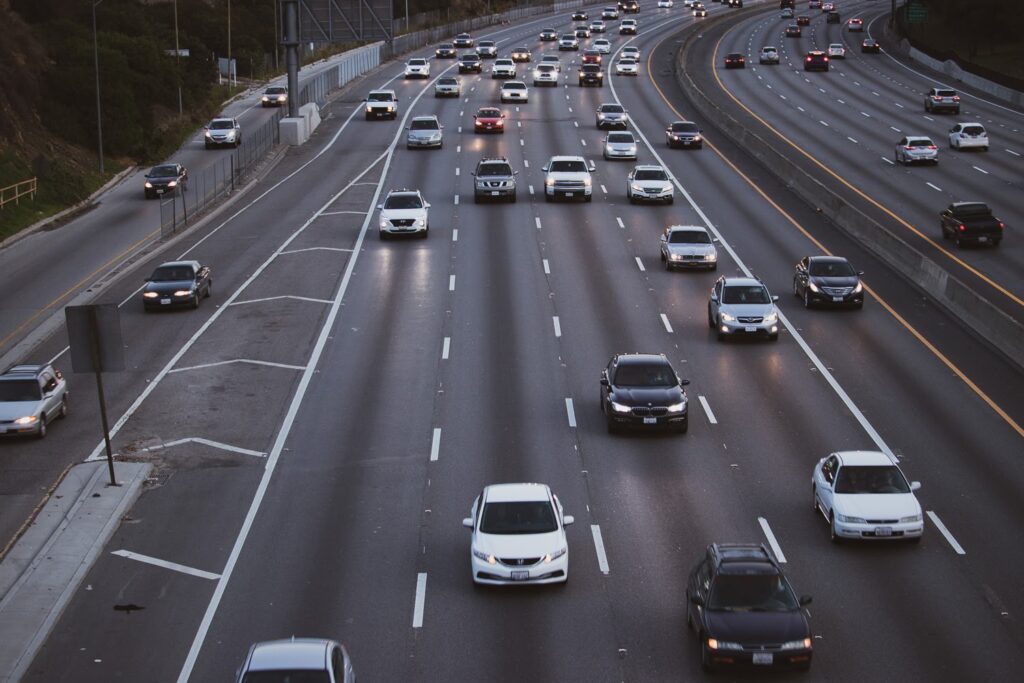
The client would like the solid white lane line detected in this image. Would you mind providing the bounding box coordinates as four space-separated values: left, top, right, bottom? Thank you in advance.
111 550 220 580
543 259 550 274
565 398 577 427
660 313 673 333
535 217 542 230
553 316 562 337
635 256 645 272
882 157 894 165
926 511 966 555
616 217 625 228
452 228 458 242
442 337 450 360
591 525 610 575
454 194 459 205
757 517 787 563
278 246 353 254
926 182 943 192
412 573 427 628
449 275 456 291
698 396 718 424
972 165 989 174
430 428 441 462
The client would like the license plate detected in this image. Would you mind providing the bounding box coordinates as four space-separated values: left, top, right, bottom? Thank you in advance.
832 296 843 302
875 526 893 537
752 652 773 665
511 570 529 581
643 417 657 425
491 191 500 195
978 236 988 243
744 326 757 333
160 298 171 305
564 192 573 197
156 189 165 194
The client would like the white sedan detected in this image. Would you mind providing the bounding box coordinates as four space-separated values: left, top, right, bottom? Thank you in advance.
812 451 924 542
621 46 640 60
827 43 846 59
615 57 639 75
463 483 574 585
658 0 674 6
593 39 612 54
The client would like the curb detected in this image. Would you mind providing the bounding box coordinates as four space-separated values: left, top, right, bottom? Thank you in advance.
672 7 1024 370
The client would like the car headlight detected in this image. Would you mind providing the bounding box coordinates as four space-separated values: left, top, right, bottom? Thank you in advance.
278 95 287 102
583 177 592 187
707 639 743 651
431 134 441 141
544 547 568 563
630 184 644 193
261 96 269 102
610 401 631 414
853 282 863 294
365 105 372 112
900 514 922 523
167 180 177 187
720 312 736 322
763 311 778 324
204 132 212 139
545 178 555 186
692 135 702 141
472 549 497 564
143 292 159 298
705 253 717 261
173 290 193 297
808 282 819 293
386 105 394 111
380 218 389 228
144 181 153 188
670 253 682 261
14 416 39 425
780 638 812 650
838 514 867 524
417 218 426 227
666 400 687 413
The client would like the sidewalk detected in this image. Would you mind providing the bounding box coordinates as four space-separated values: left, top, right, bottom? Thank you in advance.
0 461 150 682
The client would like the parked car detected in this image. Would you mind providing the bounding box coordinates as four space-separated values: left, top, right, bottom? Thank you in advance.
792 255 864 308
601 353 690 433
948 122 988 150
0 364 68 439
378 189 430 239
940 202 1004 247
142 260 212 311
463 483 574 585
236 639 354 683
660 225 718 267
627 165 675 205
143 163 188 199
894 135 938 165
708 276 780 341
406 115 444 150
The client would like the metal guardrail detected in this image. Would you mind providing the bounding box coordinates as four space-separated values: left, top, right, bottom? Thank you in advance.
0 178 37 209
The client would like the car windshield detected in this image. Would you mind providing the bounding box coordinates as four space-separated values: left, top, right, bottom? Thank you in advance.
537 65 554 72
438 78 457 85
477 109 501 118
608 133 633 143
480 501 557 534
613 363 676 387
670 230 710 244
496 59 514 65
410 119 438 130
265 87 286 95
462 55 479 61
707 574 799 611
936 89 956 97
480 41 494 47
835 465 911 494
151 265 194 281
367 92 393 101
618 58 636 64
635 169 667 181
829 44 842 49
550 160 587 172
384 194 423 210
809 260 855 277
409 59 426 65
149 165 179 178
762 47 777 53
0 380 42 402
242 671 331 683
672 122 698 133
209 120 234 129
440 43 453 48
722 285 771 304
504 83 525 90
601 105 624 113
727 53 743 59
953 203 990 216
479 163 512 176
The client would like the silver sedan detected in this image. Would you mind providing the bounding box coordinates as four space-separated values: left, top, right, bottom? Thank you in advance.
660 225 718 269
627 165 674 204
603 131 637 160
406 116 444 149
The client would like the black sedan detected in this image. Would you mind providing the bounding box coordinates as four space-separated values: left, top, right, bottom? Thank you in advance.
861 38 881 53
435 43 456 58
792 255 864 308
458 54 482 73
143 163 188 199
142 260 212 311
724 52 746 68
600 353 689 434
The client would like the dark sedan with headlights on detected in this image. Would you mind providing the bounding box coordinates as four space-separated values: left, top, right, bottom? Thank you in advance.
143 163 188 199
792 255 864 309
142 260 212 311
601 353 689 434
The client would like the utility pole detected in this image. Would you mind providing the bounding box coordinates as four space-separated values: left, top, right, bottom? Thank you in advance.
228 0 233 86
273 0 280 71
92 0 104 174
174 0 182 114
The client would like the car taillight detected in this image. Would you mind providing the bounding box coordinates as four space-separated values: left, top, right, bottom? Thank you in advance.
958 224 966 231
905 146 914 150
953 96 961 101
823 56 829 61
998 222 1004 230
928 145 937 149
806 56 811 61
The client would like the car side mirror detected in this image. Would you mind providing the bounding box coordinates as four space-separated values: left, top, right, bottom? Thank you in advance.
772 295 780 302
660 235 667 242
376 204 383 210
562 515 574 526
144 173 150 178
542 165 549 172
690 594 703 606
910 481 922 491
857 270 864 276
424 202 431 208
470 172 476 177
799 595 813 606
462 517 474 529
513 171 519 175
600 376 608 386
710 293 718 302
680 378 690 386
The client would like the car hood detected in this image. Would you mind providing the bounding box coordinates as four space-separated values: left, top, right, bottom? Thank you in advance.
809 275 858 288
606 142 637 151
147 176 179 186
834 493 921 519
145 279 195 294
407 129 441 139
610 386 683 406
474 530 565 558
0 401 42 420
600 112 626 120
667 243 715 257
381 209 427 221
207 128 236 136
704 609 809 645
720 303 775 317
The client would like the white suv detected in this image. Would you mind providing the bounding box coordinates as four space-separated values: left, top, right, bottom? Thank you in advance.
542 155 596 202
404 58 430 78
491 58 517 79
378 189 430 239
533 64 559 86
0 364 68 439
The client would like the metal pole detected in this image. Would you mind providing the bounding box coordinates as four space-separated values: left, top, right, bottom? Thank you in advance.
228 0 233 86
406 0 409 32
283 0 299 118
92 0 104 174
174 0 182 114
274 0 280 71
88 307 117 486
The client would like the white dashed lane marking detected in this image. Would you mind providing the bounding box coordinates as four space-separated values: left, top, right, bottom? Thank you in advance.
698 396 718 425
565 398 577 427
553 316 562 337
926 182 943 192
660 313 673 333
442 337 450 360
412 573 427 628
635 256 645 271
430 428 442 462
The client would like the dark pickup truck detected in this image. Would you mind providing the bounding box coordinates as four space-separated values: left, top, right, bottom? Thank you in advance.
940 202 1004 247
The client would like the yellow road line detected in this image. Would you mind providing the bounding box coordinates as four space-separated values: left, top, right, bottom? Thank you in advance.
642 26 1024 440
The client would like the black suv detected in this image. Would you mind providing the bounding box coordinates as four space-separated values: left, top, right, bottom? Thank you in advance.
472 158 518 203
687 544 813 672
600 353 689 434
578 64 604 87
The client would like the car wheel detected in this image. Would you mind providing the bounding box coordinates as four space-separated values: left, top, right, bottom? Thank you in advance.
707 307 715 329
803 289 812 309
380 230 389 240
769 332 779 341
606 417 618 434
700 638 714 672
811 485 818 513
474 194 482 204
205 281 212 298
894 151 901 164
544 194 552 203
830 513 841 543
192 293 201 309
628 194 636 204
585 194 592 203
677 418 688 434
793 278 801 297
36 417 47 439
666 196 674 205
59 396 69 419
510 193 517 203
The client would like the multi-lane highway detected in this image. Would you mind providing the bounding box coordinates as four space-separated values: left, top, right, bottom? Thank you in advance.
7 1 1024 681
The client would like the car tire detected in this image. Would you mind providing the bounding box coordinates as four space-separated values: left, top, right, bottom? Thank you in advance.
510 193 517 203
606 418 618 434
666 196 674 205
205 281 212 298
830 513 842 543
894 151 901 164
769 332 779 341
585 194 592 203
36 417 47 439
700 639 714 672
707 307 715 329
365 113 372 121
59 396 69 419
803 289 812 309
380 230 389 240
677 418 688 434
192 293 201 309
545 194 552 203
474 194 482 204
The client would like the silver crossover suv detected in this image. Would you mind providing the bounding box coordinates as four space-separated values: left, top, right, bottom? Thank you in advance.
0 364 68 439
708 276 780 341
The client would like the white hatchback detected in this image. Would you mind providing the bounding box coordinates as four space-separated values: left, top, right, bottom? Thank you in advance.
812 451 924 542
463 483 574 585
827 43 845 59
658 0 674 6
948 122 989 150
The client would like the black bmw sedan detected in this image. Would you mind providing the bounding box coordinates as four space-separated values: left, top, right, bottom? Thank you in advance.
600 353 689 434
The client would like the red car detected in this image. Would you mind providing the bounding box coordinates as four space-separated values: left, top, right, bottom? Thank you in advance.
796 15 810 25
473 107 505 133
724 53 746 69
582 49 603 64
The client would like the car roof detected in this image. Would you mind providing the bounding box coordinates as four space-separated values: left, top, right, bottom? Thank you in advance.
247 639 333 671
411 115 438 121
614 352 670 365
1 364 46 378
548 155 585 162
710 543 780 575
668 224 708 233
502 81 526 86
808 50 826 56
408 57 426 62
721 276 764 287
368 89 396 95
210 117 235 123
833 450 896 467
905 135 933 142
157 260 200 269
484 483 551 502
808 255 848 264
